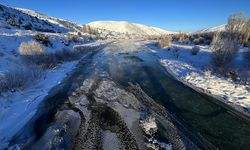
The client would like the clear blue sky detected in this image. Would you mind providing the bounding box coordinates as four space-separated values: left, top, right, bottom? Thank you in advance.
1 0 250 32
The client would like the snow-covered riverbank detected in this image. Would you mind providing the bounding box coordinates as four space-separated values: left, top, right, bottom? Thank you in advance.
0 61 77 147
152 43 250 117
0 39 108 147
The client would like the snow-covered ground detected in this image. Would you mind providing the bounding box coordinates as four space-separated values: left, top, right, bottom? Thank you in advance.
0 61 77 147
152 43 250 114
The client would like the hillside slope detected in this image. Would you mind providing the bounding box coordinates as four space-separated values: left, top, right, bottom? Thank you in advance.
0 4 70 33
195 24 226 34
16 7 84 33
88 21 176 37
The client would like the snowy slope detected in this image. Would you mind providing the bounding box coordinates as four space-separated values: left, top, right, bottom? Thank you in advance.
16 8 84 33
88 21 176 36
195 24 226 34
0 4 69 33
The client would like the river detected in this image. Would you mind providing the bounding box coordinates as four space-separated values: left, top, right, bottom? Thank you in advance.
11 40 250 150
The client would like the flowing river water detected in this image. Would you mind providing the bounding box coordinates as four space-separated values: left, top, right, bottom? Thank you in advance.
84 41 250 150
11 41 250 150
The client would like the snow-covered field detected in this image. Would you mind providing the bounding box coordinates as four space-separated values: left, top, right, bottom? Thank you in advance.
152 43 250 114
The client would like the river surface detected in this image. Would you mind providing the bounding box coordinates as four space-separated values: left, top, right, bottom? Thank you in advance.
80 41 250 150
13 41 250 150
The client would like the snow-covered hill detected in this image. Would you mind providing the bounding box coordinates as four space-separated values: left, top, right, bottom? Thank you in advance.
88 21 176 37
16 8 84 33
0 4 70 33
195 24 226 34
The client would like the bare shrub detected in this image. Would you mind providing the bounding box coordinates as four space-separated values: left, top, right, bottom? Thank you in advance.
157 35 172 48
6 17 19 27
34 33 51 46
19 41 54 67
226 13 250 46
191 46 200 55
0 65 44 93
67 33 79 43
19 40 46 55
211 32 239 69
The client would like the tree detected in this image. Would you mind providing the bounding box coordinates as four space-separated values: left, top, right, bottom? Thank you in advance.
226 12 250 46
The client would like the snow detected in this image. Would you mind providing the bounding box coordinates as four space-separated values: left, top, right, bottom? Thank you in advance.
16 7 84 33
0 4 68 33
194 24 226 34
153 43 250 112
88 21 176 37
0 61 77 147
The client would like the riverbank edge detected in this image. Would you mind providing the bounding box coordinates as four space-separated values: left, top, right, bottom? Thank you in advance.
159 61 250 122
6 49 102 148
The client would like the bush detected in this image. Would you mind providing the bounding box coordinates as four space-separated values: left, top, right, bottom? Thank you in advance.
211 32 239 69
6 17 19 27
67 33 79 43
19 41 85 68
19 41 54 67
19 40 46 55
34 33 51 46
172 32 188 43
0 65 43 93
226 13 250 46
157 35 172 48
191 46 200 55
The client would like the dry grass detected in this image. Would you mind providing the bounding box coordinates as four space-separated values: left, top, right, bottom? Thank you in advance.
0 65 44 93
157 35 172 48
211 32 239 69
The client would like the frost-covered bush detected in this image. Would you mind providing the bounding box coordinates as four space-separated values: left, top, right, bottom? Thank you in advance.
226 13 250 47
19 41 54 67
211 32 239 68
191 46 200 55
157 35 172 48
34 33 51 46
19 40 46 55
172 32 188 43
193 37 205 45
67 33 79 43
0 65 43 93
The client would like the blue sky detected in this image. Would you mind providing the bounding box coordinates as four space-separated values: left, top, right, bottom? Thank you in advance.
1 0 250 32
